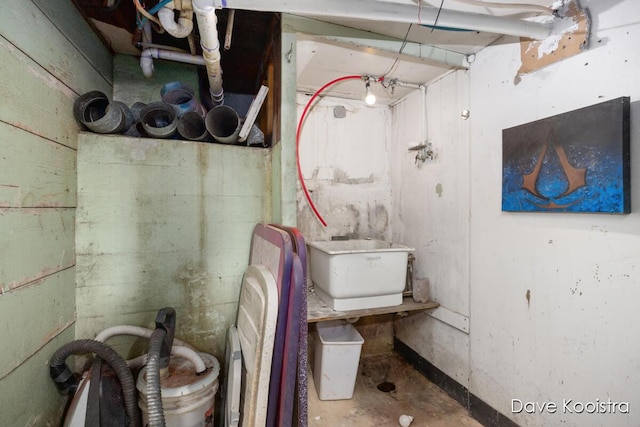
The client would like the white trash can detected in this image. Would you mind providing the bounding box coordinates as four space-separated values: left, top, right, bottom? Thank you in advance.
313 320 364 400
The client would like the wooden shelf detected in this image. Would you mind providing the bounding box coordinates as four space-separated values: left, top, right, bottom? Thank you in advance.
307 290 439 323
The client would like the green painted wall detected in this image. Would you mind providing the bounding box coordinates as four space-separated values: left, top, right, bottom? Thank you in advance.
76 134 272 359
272 23 299 227
0 0 112 425
0 4 296 424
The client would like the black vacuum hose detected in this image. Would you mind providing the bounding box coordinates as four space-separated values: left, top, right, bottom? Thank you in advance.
49 339 142 427
146 328 167 427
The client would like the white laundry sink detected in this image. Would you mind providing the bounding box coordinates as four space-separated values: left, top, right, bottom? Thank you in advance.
307 239 414 311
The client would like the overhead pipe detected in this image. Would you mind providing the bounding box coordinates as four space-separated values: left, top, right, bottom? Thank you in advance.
211 0 552 40
393 79 428 147
192 0 224 105
140 48 206 78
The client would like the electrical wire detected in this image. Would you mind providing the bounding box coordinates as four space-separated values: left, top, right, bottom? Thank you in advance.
296 75 363 227
431 0 446 32
381 24 413 78
133 0 162 27
135 0 174 30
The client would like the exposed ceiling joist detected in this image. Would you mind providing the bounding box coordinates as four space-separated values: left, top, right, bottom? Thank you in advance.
284 15 469 69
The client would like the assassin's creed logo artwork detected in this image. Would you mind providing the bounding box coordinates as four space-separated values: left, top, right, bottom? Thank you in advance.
502 97 630 214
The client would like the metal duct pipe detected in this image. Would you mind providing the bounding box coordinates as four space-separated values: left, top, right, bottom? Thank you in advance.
192 0 224 105
74 92 132 134
140 102 179 138
205 105 240 143
161 81 207 118
212 0 552 40
140 48 206 78
178 111 211 141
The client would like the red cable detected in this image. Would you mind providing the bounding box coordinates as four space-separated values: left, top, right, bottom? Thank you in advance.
296 75 362 227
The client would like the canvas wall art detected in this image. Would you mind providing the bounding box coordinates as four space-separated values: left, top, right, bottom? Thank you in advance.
502 97 630 213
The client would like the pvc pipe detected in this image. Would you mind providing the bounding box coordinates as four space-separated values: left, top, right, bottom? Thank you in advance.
126 346 207 373
193 0 224 105
140 48 206 78
224 9 235 50
214 0 551 39
94 325 207 373
391 79 428 145
453 0 552 15
158 6 194 38
95 325 190 347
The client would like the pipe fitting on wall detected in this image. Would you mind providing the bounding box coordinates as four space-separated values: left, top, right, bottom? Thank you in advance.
140 48 206 78
158 0 194 39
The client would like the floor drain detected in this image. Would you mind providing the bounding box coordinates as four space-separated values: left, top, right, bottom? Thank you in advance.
377 381 396 393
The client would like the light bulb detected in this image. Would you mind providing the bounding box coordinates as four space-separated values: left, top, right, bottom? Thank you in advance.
364 78 376 105
365 91 376 105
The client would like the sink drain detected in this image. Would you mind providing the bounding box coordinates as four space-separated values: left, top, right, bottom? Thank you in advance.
377 381 396 393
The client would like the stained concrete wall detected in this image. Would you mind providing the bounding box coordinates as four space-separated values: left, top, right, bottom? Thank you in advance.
393 1 640 426
0 0 112 425
296 94 393 242
392 70 471 388
76 134 272 359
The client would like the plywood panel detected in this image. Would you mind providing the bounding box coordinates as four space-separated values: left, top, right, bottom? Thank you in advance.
77 134 272 356
517 1 590 76
0 328 73 427
0 268 75 379
0 37 80 149
0 122 76 208
0 0 112 93
0 208 75 291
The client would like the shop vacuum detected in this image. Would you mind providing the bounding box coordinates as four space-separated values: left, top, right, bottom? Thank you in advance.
49 308 220 427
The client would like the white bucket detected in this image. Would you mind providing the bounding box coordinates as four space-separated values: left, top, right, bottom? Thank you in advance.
137 352 220 427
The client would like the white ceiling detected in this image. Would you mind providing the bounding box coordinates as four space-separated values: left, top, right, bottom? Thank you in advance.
294 0 557 103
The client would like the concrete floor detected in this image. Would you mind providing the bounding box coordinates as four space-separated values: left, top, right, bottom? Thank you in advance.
308 352 483 427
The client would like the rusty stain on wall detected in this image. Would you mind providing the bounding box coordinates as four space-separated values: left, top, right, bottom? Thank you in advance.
198 144 207 261
525 289 531 307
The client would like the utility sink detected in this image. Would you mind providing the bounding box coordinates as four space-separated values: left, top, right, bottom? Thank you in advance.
307 240 414 311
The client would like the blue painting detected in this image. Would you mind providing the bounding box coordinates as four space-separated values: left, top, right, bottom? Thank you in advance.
502 97 630 213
